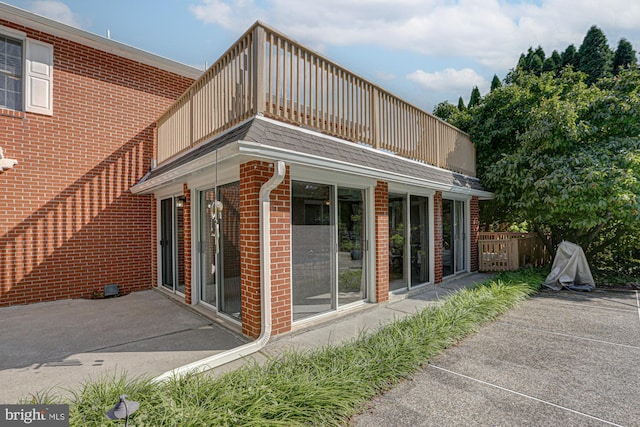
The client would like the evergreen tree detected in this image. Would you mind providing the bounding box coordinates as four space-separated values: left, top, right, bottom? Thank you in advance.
491 74 502 91
516 53 527 71
542 56 557 74
577 25 613 84
612 38 638 74
457 96 466 111
468 86 481 108
561 44 578 69
529 54 543 75
551 50 562 74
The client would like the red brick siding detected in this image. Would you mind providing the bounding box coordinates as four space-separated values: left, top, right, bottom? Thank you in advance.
0 20 194 305
434 192 443 284
239 161 291 338
470 196 479 272
374 181 389 302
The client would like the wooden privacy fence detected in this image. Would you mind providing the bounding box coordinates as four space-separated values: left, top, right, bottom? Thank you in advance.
156 22 476 176
478 232 550 272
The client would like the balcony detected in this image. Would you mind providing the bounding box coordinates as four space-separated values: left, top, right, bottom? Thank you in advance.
156 22 476 177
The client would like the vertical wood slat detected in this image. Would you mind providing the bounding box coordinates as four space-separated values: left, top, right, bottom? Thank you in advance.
157 23 475 176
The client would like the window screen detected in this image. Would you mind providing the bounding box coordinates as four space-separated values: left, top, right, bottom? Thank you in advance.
0 35 23 111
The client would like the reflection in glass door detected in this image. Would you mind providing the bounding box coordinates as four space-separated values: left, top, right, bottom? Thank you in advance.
388 194 406 291
200 189 217 307
442 199 466 276
199 183 242 320
410 195 429 285
160 197 185 294
455 200 466 273
291 182 333 321
442 200 454 276
337 188 366 306
160 198 174 290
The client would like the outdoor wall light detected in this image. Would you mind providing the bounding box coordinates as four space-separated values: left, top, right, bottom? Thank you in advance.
105 395 139 426
176 196 187 208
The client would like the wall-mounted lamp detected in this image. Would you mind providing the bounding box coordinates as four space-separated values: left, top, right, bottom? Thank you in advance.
0 147 18 173
176 196 187 208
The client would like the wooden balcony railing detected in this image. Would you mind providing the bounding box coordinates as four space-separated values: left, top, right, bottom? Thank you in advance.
156 22 476 176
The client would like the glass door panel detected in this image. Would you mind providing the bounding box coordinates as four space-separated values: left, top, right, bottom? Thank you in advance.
455 200 466 273
160 198 174 290
175 200 185 294
337 188 366 306
200 189 217 307
442 199 454 277
219 182 241 319
388 194 406 291
410 195 429 285
292 181 333 321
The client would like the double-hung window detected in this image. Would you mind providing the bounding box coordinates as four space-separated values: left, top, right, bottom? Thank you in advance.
0 26 53 115
0 34 23 111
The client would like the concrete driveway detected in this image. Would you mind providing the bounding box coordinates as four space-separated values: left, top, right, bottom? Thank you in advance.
0 290 247 403
352 289 640 426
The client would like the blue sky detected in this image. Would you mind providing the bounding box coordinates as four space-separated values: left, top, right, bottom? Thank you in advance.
3 0 639 112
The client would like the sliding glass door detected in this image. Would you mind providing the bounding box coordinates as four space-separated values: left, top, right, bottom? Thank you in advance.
292 181 367 322
198 182 241 320
442 199 466 277
159 197 185 294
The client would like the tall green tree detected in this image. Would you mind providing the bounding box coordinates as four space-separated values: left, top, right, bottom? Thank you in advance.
462 69 640 263
468 86 481 108
612 38 638 74
561 44 578 68
577 25 613 84
432 101 458 122
457 96 466 111
490 74 502 91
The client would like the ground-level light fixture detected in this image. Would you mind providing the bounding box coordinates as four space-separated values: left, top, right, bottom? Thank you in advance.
105 395 139 426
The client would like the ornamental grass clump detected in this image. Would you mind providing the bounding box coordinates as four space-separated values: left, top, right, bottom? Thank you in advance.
30 269 544 426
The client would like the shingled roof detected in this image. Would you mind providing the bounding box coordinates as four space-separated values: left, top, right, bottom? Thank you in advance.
140 116 487 195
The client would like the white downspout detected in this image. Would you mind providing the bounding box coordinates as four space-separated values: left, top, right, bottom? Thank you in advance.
154 161 286 381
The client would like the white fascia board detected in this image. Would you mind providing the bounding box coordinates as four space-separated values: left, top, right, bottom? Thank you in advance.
130 143 240 194
0 3 202 79
236 140 494 199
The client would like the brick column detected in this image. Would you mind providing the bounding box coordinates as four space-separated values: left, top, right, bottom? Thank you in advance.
434 191 443 284
240 161 291 338
375 181 389 303
470 196 480 272
183 183 192 304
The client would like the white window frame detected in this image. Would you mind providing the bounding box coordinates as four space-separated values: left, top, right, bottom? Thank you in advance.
0 25 53 115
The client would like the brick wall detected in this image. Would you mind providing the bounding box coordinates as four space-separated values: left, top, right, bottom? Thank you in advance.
470 196 479 272
239 161 291 338
374 181 389 302
433 191 443 284
0 20 194 305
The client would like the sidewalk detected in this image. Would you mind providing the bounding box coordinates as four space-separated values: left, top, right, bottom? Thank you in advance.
0 273 489 403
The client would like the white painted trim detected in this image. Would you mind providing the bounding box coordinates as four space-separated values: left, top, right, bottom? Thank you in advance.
237 140 493 199
0 3 201 78
0 24 27 39
388 182 436 197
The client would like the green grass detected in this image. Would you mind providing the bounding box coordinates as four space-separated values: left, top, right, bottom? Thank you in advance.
26 269 545 426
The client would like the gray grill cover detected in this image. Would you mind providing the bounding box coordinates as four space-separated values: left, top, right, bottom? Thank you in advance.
544 241 595 291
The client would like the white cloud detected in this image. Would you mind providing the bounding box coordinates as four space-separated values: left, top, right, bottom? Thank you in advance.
408 68 488 95
29 0 86 28
189 0 265 30
189 0 640 72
